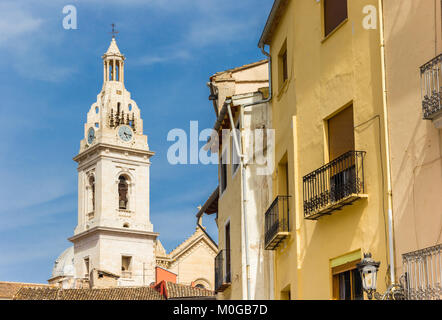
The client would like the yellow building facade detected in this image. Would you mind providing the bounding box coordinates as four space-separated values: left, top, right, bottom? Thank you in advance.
259 0 390 299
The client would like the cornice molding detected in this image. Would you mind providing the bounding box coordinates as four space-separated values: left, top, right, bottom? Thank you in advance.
68 226 159 243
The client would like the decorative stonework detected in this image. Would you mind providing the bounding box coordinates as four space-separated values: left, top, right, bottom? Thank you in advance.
154 226 218 290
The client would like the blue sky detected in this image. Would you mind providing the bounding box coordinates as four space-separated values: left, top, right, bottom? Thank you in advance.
0 0 273 283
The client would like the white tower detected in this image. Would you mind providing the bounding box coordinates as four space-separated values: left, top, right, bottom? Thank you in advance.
68 36 158 287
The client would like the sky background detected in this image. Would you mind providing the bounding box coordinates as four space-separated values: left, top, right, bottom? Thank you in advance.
0 0 273 283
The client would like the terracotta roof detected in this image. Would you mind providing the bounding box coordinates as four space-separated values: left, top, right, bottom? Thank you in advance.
14 287 165 300
0 281 50 299
160 281 215 299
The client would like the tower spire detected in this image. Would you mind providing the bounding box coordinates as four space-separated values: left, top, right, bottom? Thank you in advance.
102 26 125 85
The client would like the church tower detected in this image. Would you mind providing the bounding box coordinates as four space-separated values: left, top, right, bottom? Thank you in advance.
68 36 158 287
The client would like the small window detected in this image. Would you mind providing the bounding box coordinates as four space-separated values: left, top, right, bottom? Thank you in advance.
278 41 288 88
232 121 241 175
95 107 99 114
95 122 99 128
128 104 132 111
121 256 132 278
84 257 90 278
220 151 228 194
324 0 348 37
123 223 129 228
332 260 363 300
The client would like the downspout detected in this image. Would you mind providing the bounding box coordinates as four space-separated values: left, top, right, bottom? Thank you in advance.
378 0 396 285
226 102 250 299
225 44 272 300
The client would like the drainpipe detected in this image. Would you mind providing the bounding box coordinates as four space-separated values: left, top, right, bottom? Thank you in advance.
378 0 396 285
224 44 273 300
226 102 250 299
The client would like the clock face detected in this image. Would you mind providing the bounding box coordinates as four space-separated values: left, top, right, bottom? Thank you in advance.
87 127 95 144
118 125 133 142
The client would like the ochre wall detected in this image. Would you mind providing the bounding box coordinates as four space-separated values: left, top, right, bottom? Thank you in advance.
268 0 389 299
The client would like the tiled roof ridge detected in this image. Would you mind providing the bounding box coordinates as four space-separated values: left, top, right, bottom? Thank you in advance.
212 59 268 77
14 286 165 300
164 281 215 298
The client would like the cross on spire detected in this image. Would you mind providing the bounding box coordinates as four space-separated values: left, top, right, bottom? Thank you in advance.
110 23 119 38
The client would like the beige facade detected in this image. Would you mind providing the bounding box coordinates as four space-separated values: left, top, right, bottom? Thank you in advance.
156 225 218 290
383 0 442 298
203 61 274 299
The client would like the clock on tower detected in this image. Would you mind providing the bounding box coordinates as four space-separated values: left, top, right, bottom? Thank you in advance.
68 35 159 287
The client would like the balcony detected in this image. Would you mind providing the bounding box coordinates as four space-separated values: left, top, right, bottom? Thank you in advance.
303 151 367 220
215 250 231 292
421 54 442 125
264 196 290 250
121 271 132 279
402 244 442 300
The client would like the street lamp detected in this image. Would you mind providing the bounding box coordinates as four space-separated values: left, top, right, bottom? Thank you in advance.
357 253 380 300
357 252 406 300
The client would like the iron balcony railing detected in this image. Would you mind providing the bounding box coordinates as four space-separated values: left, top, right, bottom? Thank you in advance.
215 249 231 292
303 151 366 220
264 196 290 250
403 244 442 300
421 54 442 119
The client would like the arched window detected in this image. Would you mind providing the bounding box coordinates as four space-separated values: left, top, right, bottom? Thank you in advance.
118 175 129 209
195 284 205 289
89 176 95 212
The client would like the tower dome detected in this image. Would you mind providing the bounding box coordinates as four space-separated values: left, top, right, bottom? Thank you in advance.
51 246 75 278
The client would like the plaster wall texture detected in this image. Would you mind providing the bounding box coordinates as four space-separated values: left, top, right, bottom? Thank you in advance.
383 0 442 274
266 0 390 299
211 61 273 300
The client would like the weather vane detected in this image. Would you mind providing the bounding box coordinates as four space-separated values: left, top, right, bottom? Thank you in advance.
110 23 119 38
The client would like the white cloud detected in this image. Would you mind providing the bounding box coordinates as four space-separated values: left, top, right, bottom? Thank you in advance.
0 2 43 45
133 49 191 66
0 1 76 82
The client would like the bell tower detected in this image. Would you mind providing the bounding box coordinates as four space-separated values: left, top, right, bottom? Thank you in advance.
69 35 158 287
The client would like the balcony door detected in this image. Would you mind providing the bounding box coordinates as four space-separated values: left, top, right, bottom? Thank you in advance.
328 106 356 201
